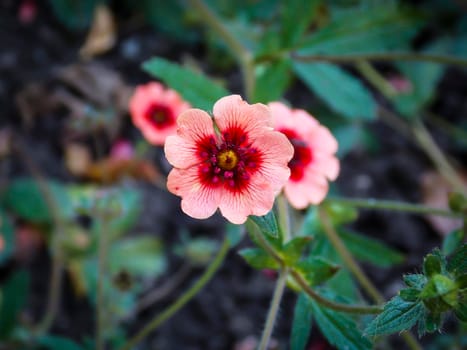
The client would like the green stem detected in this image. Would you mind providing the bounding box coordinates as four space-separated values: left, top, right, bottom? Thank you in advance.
326 197 465 218
277 194 291 242
247 219 381 315
355 60 397 97
188 0 255 100
118 236 230 350
258 268 289 350
318 208 422 350
292 51 467 67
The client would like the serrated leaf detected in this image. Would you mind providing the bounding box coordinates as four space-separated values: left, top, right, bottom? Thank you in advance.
142 57 229 111
253 59 292 103
309 295 372 350
447 244 467 277
442 229 464 256
250 211 281 240
3 178 73 224
239 247 279 270
283 236 313 265
339 229 404 267
296 257 339 287
280 0 321 47
364 296 425 337
293 62 377 120
297 7 422 55
109 237 166 278
403 274 427 289
0 271 29 338
290 292 313 350
39 336 84 350
0 209 14 265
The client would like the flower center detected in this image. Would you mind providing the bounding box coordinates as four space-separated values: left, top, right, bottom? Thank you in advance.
217 149 239 170
144 104 173 128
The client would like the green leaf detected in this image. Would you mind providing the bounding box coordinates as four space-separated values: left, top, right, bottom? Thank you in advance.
39 336 84 350
297 7 422 55
3 178 73 224
447 244 467 277
400 288 420 302
283 236 313 265
0 271 29 338
403 274 427 289
442 229 464 256
280 0 321 47
339 229 404 268
176 237 219 266
250 211 281 240
226 223 244 247
107 189 141 238
322 202 358 226
48 0 102 30
296 257 339 287
290 292 313 350
364 296 425 337
292 62 377 120
109 237 166 278
423 252 443 277
253 59 292 103
142 57 230 111
0 209 15 265
454 302 467 322
309 295 372 350
238 247 279 270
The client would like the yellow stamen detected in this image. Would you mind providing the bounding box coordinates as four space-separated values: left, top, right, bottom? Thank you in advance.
217 149 238 170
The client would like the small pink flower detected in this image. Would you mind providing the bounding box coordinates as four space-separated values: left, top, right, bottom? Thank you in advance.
269 102 339 209
129 82 190 145
165 95 294 224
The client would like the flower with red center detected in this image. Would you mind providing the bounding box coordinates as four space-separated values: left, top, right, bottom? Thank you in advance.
269 102 339 209
165 95 294 224
129 82 190 145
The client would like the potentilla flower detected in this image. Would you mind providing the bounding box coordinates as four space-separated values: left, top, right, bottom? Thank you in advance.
165 95 294 224
129 82 190 145
269 102 339 209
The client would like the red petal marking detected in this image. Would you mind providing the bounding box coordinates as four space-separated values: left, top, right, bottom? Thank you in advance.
144 103 175 129
279 128 313 182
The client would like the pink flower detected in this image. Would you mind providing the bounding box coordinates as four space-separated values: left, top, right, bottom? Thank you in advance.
129 82 190 145
165 95 294 224
269 102 339 209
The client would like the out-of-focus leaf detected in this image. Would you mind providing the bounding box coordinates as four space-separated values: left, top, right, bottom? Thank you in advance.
393 40 449 118
309 294 372 350
0 271 29 338
293 62 377 120
280 0 321 47
175 237 218 266
238 247 279 270
39 336 84 350
295 256 339 287
48 0 102 30
290 292 313 350
297 7 422 55
364 296 425 337
3 178 73 224
142 57 229 111
442 229 464 256
322 202 358 226
79 5 116 59
226 223 244 247
109 236 166 278
0 209 14 265
339 229 404 267
283 236 313 265
333 124 364 157
84 158 160 184
447 244 467 277
253 59 292 103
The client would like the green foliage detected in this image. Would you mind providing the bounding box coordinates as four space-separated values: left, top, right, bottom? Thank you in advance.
0 271 29 339
290 292 313 350
250 211 281 240
292 62 377 120
3 178 73 224
39 336 84 350
142 57 230 111
175 237 219 266
253 59 292 103
442 229 464 255
48 0 104 30
365 295 425 337
283 237 314 265
0 209 14 265
280 0 321 48
447 244 467 276
339 229 405 267
239 247 279 270
295 257 340 287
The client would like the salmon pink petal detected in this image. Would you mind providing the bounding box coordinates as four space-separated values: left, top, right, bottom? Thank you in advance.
213 95 272 139
309 125 338 154
284 172 329 209
219 181 275 224
311 154 340 181
167 167 221 219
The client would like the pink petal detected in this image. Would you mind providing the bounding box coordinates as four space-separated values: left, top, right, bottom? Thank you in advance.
308 125 338 154
175 109 215 143
269 102 319 139
310 153 340 181
164 135 199 169
219 181 275 224
213 95 272 139
284 171 329 209
167 167 221 219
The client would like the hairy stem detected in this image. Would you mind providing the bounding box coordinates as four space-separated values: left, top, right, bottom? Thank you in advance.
258 268 289 350
326 197 465 218
188 0 255 100
118 236 230 350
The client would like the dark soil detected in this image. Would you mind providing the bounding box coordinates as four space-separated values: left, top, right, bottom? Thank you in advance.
1 1 466 350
